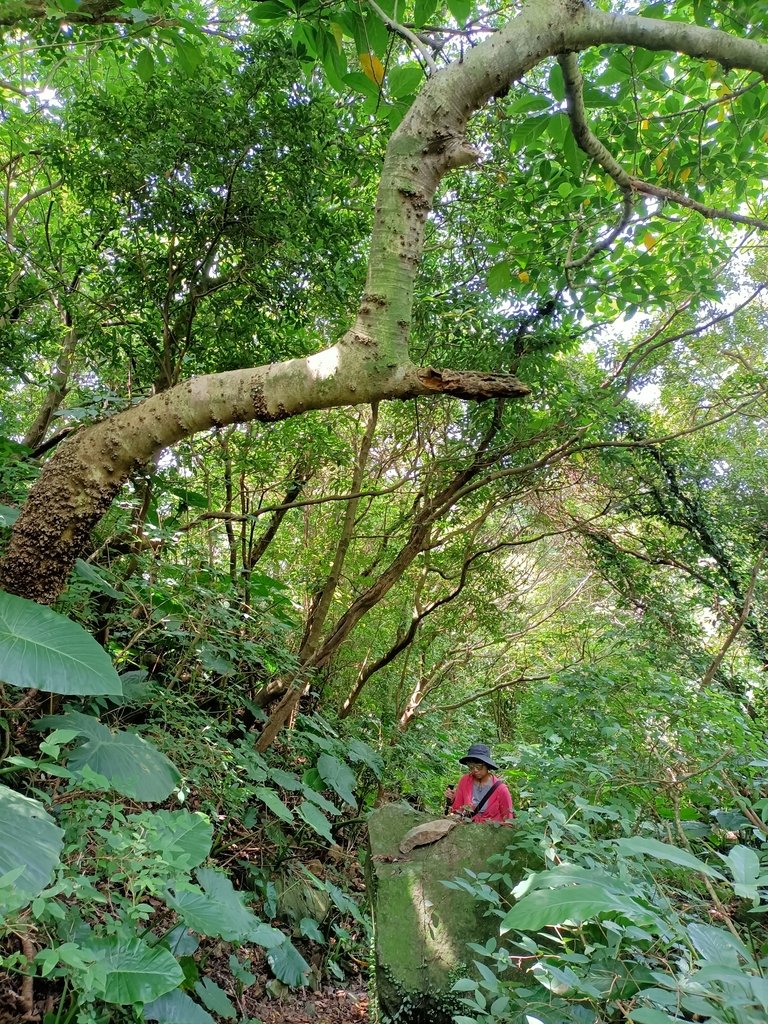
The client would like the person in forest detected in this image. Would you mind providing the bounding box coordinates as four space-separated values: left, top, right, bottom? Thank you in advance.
444 743 514 824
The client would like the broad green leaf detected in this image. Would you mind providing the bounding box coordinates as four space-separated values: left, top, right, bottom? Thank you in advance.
135 48 155 83
296 800 334 842
0 784 63 914
0 590 122 696
248 1 290 20
193 979 236 1019
73 559 122 598
487 261 512 296
40 712 179 802
86 936 183 1005
722 844 760 884
687 922 753 966
173 37 204 76
270 767 304 791
0 505 19 527
346 738 383 778
343 72 380 101
615 837 725 880
301 785 340 816
413 0 437 26
500 883 656 932
324 880 365 923
629 1011 684 1024
266 938 310 987
144 988 214 1024
300 917 324 943
388 64 423 100
165 868 284 947
136 810 213 869
253 786 294 823
447 0 471 23
316 754 357 807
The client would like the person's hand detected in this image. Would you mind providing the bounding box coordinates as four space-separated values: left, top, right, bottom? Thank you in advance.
444 785 455 801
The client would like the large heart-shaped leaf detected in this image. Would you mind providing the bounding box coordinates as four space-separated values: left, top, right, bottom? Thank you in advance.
266 938 310 987
316 754 357 808
0 590 121 696
39 712 179 802
133 810 212 870
85 936 183 1005
165 868 285 947
253 786 294 823
144 988 214 1024
296 800 334 843
0 784 63 914
193 979 236 1019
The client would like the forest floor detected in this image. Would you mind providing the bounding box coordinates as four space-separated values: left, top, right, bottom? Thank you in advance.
246 984 370 1022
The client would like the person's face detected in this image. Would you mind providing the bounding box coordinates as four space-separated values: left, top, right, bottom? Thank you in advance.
467 759 490 782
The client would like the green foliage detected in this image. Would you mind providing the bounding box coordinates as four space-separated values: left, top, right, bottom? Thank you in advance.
0 785 63 916
0 590 122 696
37 710 181 801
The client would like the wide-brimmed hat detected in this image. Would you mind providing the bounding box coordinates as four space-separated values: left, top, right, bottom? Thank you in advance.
459 743 498 770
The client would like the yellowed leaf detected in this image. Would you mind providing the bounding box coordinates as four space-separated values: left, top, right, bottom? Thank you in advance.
359 52 385 87
679 166 692 183
517 270 530 284
643 232 657 251
640 119 649 131
654 155 664 174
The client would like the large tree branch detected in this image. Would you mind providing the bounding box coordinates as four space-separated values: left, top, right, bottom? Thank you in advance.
6 0 768 608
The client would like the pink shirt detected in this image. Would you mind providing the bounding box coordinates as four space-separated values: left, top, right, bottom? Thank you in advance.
451 773 514 823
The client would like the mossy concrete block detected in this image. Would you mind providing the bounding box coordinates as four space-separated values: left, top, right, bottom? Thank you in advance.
367 802 526 1024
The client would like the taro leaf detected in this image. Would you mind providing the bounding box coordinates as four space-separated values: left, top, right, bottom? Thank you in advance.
296 800 334 843
144 988 213 1024
194 979 236 1019
0 590 122 696
266 938 310 987
163 926 199 957
687 922 754 966
722 844 760 886
300 917 325 943
73 559 122 599
615 837 725 880
301 784 340 816
39 711 179 802
0 784 63 914
270 768 304 791
346 739 383 778
324 880 365 924
135 810 213 870
253 786 294 823
0 505 19 528
85 936 183 1005
316 754 357 807
500 884 657 933
165 868 284 947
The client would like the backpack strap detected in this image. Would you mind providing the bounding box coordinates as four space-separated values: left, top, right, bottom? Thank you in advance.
473 779 502 817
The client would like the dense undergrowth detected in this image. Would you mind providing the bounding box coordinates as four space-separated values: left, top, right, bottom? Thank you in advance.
0 592 376 1023
443 679 768 1024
